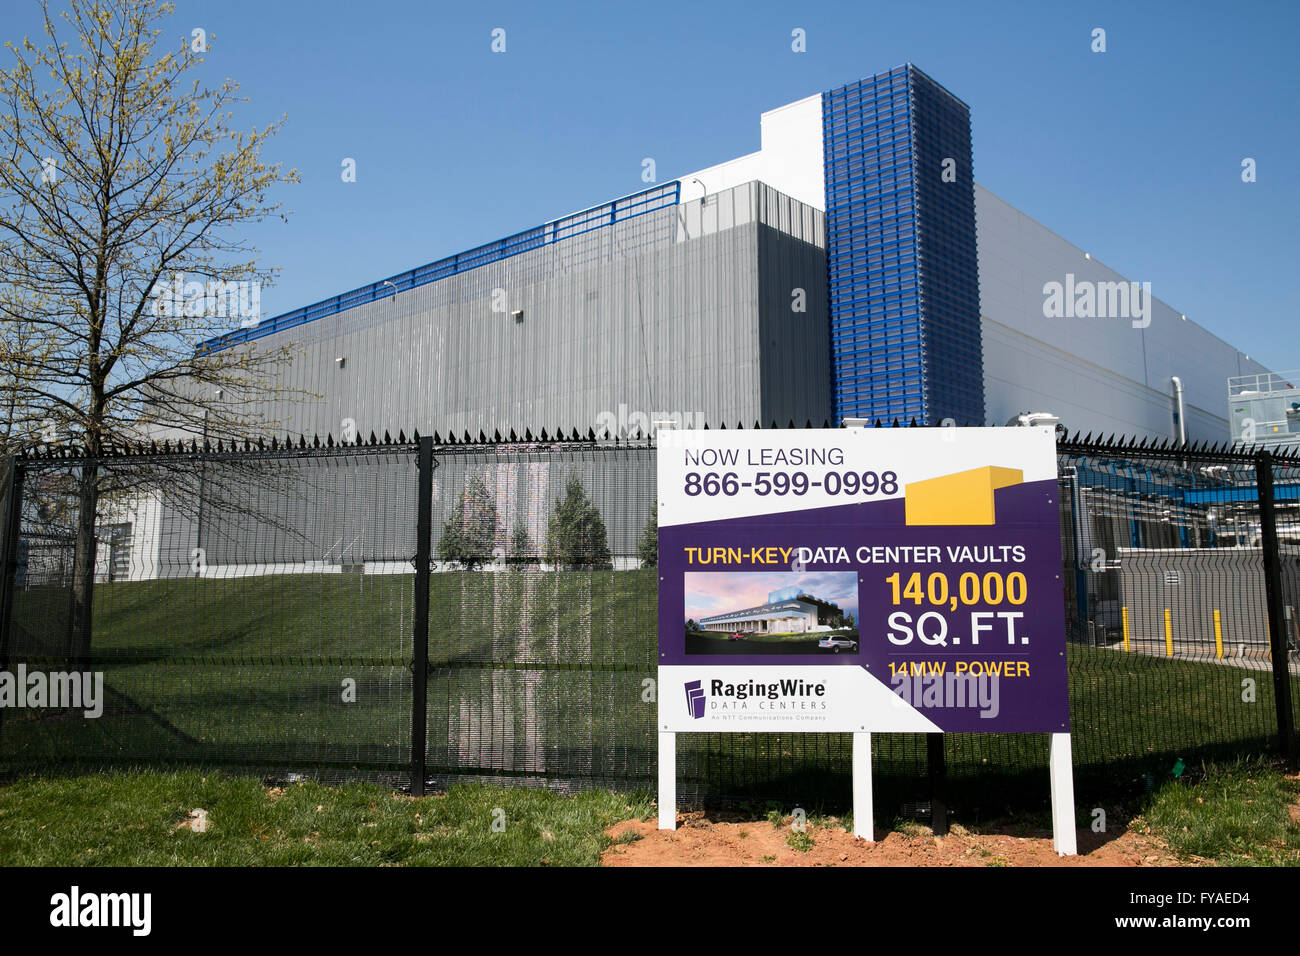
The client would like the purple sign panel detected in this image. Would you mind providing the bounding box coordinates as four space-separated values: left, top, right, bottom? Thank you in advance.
657 429 1069 734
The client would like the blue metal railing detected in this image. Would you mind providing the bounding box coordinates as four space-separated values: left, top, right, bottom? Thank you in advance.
197 180 681 354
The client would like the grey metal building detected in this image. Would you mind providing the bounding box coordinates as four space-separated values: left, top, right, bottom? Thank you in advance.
192 64 1273 448
210 181 828 444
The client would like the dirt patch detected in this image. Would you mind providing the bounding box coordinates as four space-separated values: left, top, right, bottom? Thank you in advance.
602 813 1184 867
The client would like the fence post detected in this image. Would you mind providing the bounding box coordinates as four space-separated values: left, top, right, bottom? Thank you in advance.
411 437 433 796
0 456 24 744
1255 450 1296 763
926 732 948 835
0 456 23 660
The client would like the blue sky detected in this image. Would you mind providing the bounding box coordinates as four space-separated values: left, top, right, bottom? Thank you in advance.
9 0 1298 368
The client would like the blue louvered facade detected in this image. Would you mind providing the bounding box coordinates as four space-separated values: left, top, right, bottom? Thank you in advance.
822 64 984 425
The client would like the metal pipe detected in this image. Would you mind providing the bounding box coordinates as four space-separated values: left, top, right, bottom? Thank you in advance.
1170 376 1187 445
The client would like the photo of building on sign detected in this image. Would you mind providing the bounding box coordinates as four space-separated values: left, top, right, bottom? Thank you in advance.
685 571 859 656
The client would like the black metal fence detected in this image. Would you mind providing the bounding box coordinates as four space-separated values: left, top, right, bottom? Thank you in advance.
0 428 1296 819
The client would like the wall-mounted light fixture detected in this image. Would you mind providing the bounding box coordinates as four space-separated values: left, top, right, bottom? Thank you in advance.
335 356 346 368
381 280 397 298
512 309 524 322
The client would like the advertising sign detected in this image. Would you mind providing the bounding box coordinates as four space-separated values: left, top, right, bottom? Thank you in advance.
657 427 1068 735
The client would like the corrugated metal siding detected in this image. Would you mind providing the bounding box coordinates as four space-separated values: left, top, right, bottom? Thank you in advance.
236 182 827 440
756 183 831 425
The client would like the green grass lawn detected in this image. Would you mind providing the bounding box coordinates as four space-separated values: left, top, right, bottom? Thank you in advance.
0 770 654 866
1141 760 1300 866
2 762 1295 866
3 571 1296 812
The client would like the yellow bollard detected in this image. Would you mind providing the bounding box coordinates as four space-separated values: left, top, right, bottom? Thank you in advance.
1164 609 1173 657
1122 606 1130 652
1213 609 1223 660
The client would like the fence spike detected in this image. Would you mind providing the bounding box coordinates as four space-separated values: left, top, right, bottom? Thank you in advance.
910 418 918 427
326 434 334 448
524 428 533 442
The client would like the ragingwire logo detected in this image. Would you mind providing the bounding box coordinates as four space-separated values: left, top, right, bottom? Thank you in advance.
684 680 706 719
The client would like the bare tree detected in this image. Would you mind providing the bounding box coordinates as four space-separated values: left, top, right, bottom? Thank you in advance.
0 0 299 662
